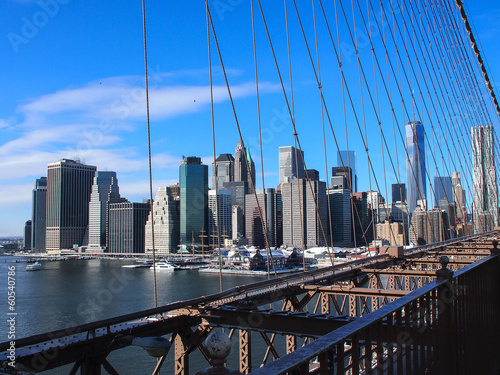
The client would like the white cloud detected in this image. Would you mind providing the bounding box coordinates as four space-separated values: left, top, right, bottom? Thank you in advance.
0 183 33 205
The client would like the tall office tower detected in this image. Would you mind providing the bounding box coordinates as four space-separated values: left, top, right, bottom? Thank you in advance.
405 121 426 216
433 176 453 205
472 126 498 233
409 207 448 245
327 187 353 248
87 171 122 252
275 189 283 248
24 220 32 250
180 156 208 246
282 172 326 248
234 139 256 193
212 153 234 190
391 183 406 203
32 177 47 250
108 202 150 253
245 188 277 248
232 205 244 240
452 171 467 223
45 159 96 251
352 192 374 247
145 186 180 254
279 146 305 184
337 150 357 192
331 166 354 191
208 190 232 248
439 199 457 239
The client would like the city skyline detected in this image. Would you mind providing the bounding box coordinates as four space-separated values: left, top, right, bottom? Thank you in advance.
1 1 499 236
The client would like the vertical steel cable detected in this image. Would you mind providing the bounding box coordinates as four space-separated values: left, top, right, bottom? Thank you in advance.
205 0 223 292
141 0 157 308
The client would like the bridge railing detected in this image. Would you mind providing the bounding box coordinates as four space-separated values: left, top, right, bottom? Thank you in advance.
250 253 500 375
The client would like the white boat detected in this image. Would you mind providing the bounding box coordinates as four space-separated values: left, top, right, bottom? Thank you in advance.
26 262 42 271
150 262 178 271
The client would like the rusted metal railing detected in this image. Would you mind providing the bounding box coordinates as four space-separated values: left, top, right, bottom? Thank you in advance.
250 253 500 374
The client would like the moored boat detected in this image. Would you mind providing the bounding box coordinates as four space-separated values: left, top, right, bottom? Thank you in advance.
26 262 42 271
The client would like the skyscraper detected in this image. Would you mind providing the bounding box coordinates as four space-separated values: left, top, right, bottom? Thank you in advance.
279 146 305 184
179 156 208 246
433 176 453 205
405 121 426 216
212 153 234 190
234 139 255 193
391 183 406 203
208 190 232 248
337 150 357 192
328 187 353 248
452 171 467 223
24 220 32 250
108 202 150 253
245 188 277 248
32 177 47 251
282 171 326 248
472 126 498 232
145 186 179 254
45 159 96 251
88 171 122 252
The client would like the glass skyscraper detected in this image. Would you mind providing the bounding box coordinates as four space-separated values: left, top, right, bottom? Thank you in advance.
405 121 426 216
337 150 357 192
179 156 208 247
433 176 453 205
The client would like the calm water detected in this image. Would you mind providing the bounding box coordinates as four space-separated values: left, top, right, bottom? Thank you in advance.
0 257 267 374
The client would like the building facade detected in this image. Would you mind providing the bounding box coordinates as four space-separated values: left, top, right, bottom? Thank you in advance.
433 176 453 206
282 175 327 248
279 146 305 184
391 183 406 203
405 121 426 216
108 202 150 253
452 171 467 224
87 171 122 252
337 151 357 192
45 159 96 251
245 188 277 248
212 153 234 190
180 156 208 246
328 188 353 248
24 220 32 250
145 186 180 254
32 177 47 251
234 139 255 193
208 190 232 248
472 126 498 233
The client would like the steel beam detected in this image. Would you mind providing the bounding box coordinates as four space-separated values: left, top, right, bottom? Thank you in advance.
202 308 355 338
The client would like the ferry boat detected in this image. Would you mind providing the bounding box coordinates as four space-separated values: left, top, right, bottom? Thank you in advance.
150 262 178 271
26 262 42 271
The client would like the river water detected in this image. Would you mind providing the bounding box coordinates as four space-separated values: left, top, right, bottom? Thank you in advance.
0 257 268 374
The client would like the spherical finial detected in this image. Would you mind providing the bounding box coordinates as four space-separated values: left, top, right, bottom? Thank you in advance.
203 331 232 360
439 255 449 268
492 239 498 248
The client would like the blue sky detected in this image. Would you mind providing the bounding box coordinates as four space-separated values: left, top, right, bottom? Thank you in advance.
1 0 499 237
